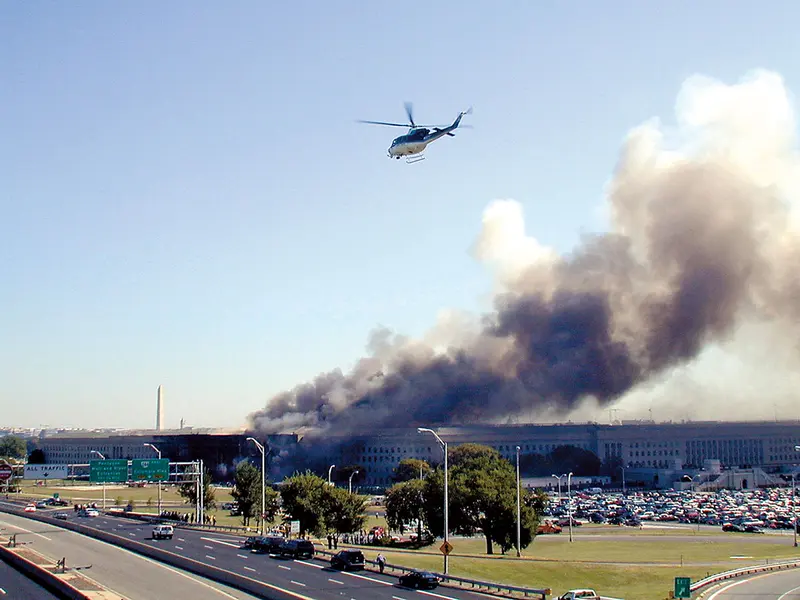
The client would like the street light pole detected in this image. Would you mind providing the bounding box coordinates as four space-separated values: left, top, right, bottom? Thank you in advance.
418 427 448 575
552 474 565 499
90 451 106 509
143 443 163 516
349 470 359 494
247 437 267 536
328 464 336 486
567 472 574 543
618 466 626 495
515 445 521 557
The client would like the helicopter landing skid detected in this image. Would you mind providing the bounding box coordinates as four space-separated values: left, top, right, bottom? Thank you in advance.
405 153 426 164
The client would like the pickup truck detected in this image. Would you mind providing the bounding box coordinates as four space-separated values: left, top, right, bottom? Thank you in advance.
557 589 624 600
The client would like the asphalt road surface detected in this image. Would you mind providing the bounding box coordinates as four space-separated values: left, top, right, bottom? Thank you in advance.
705 568 800 599
0 511 264 600
7 508 497 600
0 558 63 599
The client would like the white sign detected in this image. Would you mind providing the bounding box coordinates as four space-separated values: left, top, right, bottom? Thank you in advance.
24 464 69 479
290 520 300 534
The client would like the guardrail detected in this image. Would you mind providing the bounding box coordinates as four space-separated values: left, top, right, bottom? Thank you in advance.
673 558 800 598
313 546 551 599
0 541 90 600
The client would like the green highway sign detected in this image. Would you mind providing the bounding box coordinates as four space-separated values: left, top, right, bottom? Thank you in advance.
674 577 691 599
89 459 128 483
131 458 169 481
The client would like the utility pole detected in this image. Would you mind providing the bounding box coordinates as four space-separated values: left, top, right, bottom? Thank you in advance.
515 445 521 557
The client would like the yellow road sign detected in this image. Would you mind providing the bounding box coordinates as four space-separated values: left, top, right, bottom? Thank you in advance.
439 541 454 555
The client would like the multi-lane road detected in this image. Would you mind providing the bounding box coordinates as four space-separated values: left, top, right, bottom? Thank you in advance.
0 558 63 599
706 568 800 599
0 506 494 600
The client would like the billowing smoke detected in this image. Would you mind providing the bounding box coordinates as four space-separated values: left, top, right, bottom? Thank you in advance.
249 69 800 436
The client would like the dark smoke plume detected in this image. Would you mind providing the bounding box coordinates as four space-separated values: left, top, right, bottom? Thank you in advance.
249 69 800 436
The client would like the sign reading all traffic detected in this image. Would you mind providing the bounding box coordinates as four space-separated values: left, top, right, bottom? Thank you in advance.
24 464 69 480
0 464 13 481
89 459 128 483
131 458 169 481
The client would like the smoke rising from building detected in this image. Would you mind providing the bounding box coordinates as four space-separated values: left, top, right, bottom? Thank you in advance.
249 69 800 437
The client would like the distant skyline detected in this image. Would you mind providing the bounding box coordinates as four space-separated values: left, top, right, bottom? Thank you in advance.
4 2 800 429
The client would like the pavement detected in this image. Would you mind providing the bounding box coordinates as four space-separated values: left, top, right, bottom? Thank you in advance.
1 504 503 600
702 568 800 599
0 557 63 599
0 510 264 600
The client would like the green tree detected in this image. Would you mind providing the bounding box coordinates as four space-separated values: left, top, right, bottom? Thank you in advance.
385 478 426 539
422 443 541 555
392 458 431 483
0 436 27 460
178 466 217 510
322 486 368 534
231 461 261 527
280 471 329 536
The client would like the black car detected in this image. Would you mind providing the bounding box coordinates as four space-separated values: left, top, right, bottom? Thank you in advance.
399 571 440 590
251 536 285 554
278 539 315 559
330 549 365 571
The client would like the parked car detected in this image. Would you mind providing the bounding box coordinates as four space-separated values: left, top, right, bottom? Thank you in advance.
278 539 315 559
152 525 174 540
330 549 365 571
251 535 284 554
398 571 440 589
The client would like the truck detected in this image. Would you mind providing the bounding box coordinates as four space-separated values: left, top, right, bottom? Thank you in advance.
152 524 174 540
557 589 624 600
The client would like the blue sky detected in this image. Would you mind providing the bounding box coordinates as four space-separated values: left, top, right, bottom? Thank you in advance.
2 2 800 430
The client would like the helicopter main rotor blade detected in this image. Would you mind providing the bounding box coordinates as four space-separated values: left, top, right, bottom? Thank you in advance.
356 120 412 128
404 101 415 127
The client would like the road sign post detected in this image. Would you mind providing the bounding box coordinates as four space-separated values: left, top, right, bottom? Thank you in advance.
89 459 128 483
674 577 691 599
439 541 453 556
131 459 169 481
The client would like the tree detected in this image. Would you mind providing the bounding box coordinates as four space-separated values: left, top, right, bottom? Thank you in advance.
0 436 27 460
422 443 541 555
385 478 426 540
322 486 368 534
280 472 329 536
231 461 261 527
393 458 431 483
178 466 217 510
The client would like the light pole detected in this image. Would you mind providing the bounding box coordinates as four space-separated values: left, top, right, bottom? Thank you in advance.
567 472 574 543
515 446 521 557
618 465 626 495
328 464 336 486
793 445 800 547
247 437 267 536
143 443 163 517
418 427 449 574
90 450 106 509
552 473 565 499
349 470 359 494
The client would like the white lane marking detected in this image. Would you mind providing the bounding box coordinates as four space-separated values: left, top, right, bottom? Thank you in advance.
128 533 136 537
343 571 392 586
279 565 291 570
237 554 248 559
328 578 344 585
175 545 184 550
393 596 407 600
200 536 240 548
419 589 460 600
0 518 52 541
204 544 213 549
778 584 800 600
244 566 257 572
206 554 216 560
291 580 306 587
295 560 323 569
178 537 185 541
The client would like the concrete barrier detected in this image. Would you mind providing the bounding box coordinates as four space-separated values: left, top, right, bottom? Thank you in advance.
0 543 90 600
0 506 311 600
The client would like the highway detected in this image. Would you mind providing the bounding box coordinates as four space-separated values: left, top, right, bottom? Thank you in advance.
4 507 497 600
0 511 265 600
706 568 800 599
0 558 63 599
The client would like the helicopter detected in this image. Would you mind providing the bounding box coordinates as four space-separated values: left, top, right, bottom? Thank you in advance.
358 102 472 163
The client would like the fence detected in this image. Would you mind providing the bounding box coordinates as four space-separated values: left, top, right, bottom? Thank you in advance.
675 558 800 598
